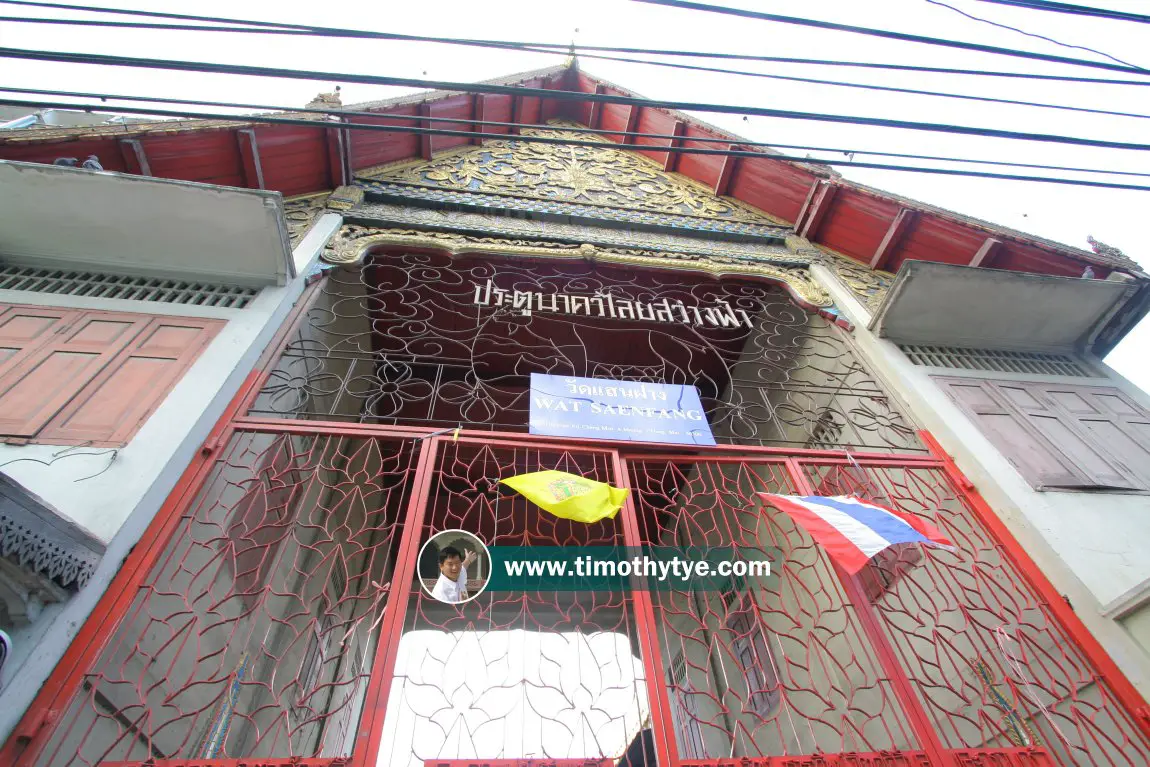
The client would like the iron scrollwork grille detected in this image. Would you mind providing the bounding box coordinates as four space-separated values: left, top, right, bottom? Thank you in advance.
35 431 420 766
248 250 923 454
627 457 922 758
799 459 1150 766
376 440 653 767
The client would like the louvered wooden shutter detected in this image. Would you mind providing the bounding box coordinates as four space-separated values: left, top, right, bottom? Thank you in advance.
992 382 1136 489
935 377 1094 489
0 303 223 446
0 305 77 379
1040 385 1150 490
937 376 1146 491
0 310 150 437
38 317 222 444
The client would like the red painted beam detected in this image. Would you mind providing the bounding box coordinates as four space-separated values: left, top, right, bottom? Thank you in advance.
713 143 741 196
419 102 433 160
118 138 151 176
509 88 524 135
970 236 1003 268
869 208 919 270
623 104 641 143
663 120 687 172
236 128 265 189
587 84 608 130
798 180 838 240
795 179 821 230
471 94 486 145
324 119 349 187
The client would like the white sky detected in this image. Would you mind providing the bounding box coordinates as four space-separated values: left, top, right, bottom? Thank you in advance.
379 629 647 765
2 0 1147 391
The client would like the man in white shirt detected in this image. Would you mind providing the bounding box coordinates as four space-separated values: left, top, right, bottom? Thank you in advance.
431 545 477 603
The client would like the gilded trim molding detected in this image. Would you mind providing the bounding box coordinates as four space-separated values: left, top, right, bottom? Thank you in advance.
351 202 799 264
323 225 833 310
785 234 894 312
365 121 788 226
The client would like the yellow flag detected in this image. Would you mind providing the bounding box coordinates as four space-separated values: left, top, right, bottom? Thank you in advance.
500 470 629 524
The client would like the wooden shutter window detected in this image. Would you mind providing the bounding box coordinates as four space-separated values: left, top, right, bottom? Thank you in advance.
0 303 223 447
1044 386 1150 487
937 378 1089 489
0 311 150 437
936 376 1148 492
993 383 1135 490
0 305 75 378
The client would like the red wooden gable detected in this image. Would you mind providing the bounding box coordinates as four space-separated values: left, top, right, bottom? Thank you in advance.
0 63 1133 280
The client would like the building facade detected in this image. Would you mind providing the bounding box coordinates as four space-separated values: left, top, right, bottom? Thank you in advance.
0 64 1149 767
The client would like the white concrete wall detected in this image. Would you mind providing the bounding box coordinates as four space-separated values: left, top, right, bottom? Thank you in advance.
812 263 1150 696
0 213 341 743
0 292 273 543
0 214 342 543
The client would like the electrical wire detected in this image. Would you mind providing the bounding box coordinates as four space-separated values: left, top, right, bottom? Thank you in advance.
632 0 1150 74
563 48 1150 120
1 3 1147 88
973 0 1150 24
3 16 1149 121
7 84 1149 179
3 46 1150 153
4 95 1150 192
923 0 1137 67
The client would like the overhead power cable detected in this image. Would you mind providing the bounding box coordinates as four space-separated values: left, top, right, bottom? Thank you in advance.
3 95 1150 193
973 0 1150 24
632 0 1150 74
539 49 1150 119
7 84 1149 179
2 17 1148 120
924 0 1137 67
3 47 1150 153
0 3 1146 88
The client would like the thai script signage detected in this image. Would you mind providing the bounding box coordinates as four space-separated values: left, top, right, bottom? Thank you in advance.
529 373 717 446
473 279 754 329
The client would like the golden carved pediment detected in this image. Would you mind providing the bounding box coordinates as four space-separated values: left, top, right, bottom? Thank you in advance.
364 122 783 225
322 225 833 310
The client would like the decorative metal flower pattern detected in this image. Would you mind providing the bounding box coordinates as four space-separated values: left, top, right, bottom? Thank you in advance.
378 123 767 222
250 252 923 454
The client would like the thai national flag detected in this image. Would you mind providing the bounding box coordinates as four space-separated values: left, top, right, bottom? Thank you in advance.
757 494 955 574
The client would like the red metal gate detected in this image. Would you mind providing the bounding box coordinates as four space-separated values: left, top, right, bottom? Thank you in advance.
4 420 1149 767
3 265 1149 767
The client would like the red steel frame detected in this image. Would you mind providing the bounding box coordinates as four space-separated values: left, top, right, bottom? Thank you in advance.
919 431 1150 739
4 288 1148 767
784 456 951 767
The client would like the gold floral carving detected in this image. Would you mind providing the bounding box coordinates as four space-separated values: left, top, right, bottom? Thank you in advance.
284 192 331 247
327 185 365 211
324 225 832 307
354 202 804 265
366 122 783 225
785 234 893 311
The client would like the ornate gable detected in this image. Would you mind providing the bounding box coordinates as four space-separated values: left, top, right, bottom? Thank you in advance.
343 121 893 315
364 122 785 226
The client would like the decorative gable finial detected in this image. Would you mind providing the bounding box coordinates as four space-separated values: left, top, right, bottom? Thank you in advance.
306 85 342 110
1087 235 1125 261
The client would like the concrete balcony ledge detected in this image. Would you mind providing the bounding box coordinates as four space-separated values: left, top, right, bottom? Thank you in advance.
0 472 104 628
869 260 1147 355
0 160 293 287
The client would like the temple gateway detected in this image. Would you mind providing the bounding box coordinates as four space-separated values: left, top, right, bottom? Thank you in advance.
0 62 1148 767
